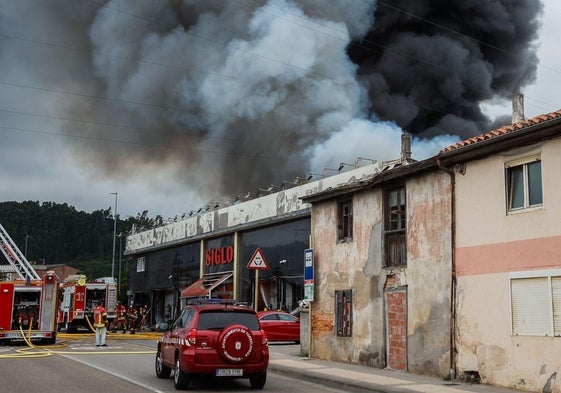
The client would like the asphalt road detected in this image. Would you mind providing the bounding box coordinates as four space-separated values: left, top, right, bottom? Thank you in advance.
0 336 346 393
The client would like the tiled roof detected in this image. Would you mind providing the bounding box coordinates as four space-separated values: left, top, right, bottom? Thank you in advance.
441 109 561 152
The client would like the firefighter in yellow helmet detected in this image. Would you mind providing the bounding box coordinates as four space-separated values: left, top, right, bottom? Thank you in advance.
93 301 108 347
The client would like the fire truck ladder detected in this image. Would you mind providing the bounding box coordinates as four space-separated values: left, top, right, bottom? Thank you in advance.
0 223 40 280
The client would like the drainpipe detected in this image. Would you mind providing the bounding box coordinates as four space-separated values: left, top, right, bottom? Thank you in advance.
436 158 457 379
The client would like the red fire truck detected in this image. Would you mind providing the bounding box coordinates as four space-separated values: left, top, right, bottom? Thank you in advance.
58 275 117 332
0 224 59 344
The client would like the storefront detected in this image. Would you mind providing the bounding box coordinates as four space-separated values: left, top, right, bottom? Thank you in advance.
125 164 380 327
128 217 310 326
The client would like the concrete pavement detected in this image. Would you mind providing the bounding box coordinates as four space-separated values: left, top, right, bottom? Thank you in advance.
268 344 525 393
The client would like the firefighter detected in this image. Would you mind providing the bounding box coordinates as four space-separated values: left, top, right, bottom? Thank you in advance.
127 303 138 334
114 301 127 333
93 301 108 347
139 305 149 332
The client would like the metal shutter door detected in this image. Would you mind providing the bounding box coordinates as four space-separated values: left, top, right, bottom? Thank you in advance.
511 277 551 335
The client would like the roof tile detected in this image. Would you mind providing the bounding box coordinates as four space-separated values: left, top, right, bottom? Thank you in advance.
441 109 561 152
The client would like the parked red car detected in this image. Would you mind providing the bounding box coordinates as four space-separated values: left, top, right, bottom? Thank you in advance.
257 310 300 343
156 299 269 390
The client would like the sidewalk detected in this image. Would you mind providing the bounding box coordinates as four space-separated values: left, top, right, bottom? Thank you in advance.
268 345 523 393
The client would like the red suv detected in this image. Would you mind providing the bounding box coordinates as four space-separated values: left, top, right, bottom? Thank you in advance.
155 299 269 390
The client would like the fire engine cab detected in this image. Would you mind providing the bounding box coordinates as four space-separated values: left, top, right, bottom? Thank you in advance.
0 224 58 344
58 275 117 332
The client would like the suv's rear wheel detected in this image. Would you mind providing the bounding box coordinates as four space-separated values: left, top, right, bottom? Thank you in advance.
155 346 171 379
218 324 255 364
249 371 267 389
174 354 191 390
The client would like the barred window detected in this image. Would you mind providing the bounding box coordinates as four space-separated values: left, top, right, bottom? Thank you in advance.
335 289 352 337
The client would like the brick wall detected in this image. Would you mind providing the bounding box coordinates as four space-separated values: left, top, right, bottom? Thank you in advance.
386 290 407 370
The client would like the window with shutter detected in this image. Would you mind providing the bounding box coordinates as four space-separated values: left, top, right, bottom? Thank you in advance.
511 277 551 335
383 186 406 267
510 270 561 337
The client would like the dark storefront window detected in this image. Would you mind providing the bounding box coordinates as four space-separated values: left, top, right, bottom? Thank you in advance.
241 218 310 312
129 243 200 292
128 243 200 326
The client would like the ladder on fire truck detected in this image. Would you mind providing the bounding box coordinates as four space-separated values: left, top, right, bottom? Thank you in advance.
0 223 40 280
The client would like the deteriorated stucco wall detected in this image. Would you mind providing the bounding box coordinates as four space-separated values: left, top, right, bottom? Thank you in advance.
405 172 452 376
311 190 385 367
310 170 452 377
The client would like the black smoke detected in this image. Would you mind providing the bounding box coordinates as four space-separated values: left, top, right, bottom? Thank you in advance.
348 0 543 137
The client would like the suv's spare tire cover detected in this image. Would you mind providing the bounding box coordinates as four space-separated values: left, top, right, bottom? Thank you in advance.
218 324 255 363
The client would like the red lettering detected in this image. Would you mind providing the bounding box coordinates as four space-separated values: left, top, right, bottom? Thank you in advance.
205 246 234 266
226 246 234 263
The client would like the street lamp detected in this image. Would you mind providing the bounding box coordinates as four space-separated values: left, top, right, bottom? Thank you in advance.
110 192 118 279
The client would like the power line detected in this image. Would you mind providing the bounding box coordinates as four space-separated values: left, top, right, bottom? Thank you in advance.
0 107 239 143
0 124 284 161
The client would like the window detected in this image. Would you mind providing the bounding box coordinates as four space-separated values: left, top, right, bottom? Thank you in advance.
510 270 561 336
338 200 353 241
137 257 145 272
335 289 352 337
384 187 406 267
506 155 542 211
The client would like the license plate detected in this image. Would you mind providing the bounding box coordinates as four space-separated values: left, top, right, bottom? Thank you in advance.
216 368 243 377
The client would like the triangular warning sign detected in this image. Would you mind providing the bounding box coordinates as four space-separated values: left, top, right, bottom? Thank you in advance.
247 248 269 270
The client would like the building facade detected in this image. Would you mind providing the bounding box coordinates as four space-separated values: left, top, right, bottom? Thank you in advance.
439 110 561 392
301 158 454 376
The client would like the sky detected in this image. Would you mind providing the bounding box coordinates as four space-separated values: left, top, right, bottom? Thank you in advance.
1 0 560 220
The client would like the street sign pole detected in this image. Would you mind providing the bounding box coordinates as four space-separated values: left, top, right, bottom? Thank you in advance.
254 270 259 312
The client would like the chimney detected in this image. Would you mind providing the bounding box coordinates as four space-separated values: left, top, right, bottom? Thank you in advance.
512 93 525 124
401 132 412 163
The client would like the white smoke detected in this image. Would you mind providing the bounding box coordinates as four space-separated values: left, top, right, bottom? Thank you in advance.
86 0 397 198
309 118 460 170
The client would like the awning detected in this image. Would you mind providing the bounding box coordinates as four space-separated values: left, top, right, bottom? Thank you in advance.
180 273 233 298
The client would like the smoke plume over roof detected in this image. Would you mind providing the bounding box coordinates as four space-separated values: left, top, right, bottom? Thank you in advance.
0 0 544 213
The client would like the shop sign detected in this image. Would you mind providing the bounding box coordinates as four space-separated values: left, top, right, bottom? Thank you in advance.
206 245 234 266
